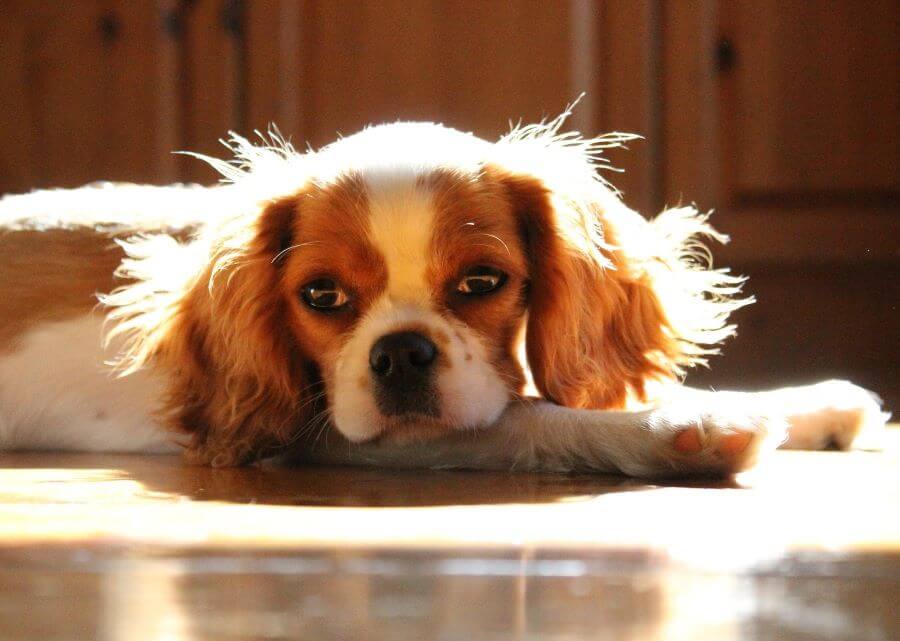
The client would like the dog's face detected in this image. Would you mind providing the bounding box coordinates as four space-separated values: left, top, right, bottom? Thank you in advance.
280 163 530 443
109 120 741 464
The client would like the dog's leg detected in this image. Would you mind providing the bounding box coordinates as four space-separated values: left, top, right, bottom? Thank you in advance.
673 381 889 451
300 398 787 478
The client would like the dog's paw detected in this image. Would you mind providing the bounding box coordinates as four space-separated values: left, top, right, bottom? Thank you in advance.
631 404 788 478
780 380 889 451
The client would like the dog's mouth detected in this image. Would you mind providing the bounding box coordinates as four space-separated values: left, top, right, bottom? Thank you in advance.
364 412 458 446
374 390 441 420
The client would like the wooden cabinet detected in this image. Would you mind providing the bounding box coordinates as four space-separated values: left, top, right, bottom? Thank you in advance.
654 1 899 400
0 2 180 191
242 1 598 148
1 0 896 405
660 0 898 261
722 1 897 198
0 0 243 189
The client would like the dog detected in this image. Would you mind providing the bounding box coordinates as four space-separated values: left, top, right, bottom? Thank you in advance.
0 115 888 477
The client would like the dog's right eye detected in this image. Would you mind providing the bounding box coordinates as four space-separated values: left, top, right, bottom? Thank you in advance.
456 266 507 296
300 278 349 311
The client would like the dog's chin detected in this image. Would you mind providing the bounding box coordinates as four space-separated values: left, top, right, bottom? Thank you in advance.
357 413 458 446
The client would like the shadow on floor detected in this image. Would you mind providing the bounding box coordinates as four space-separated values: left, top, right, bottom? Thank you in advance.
0 451 743 507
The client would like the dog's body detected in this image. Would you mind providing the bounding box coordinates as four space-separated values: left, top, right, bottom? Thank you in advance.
0 120 887 477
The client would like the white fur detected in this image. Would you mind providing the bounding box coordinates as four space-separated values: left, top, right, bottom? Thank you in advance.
0 182 231 234
777 381 888 450
0 314 176 453
667 382 889 451
303 397 788 478
365 170 436 304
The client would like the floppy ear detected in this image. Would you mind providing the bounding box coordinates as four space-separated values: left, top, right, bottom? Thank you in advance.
489 126 749 410
104 194 315 466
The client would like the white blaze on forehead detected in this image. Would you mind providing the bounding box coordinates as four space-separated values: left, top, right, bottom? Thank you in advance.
364 168 436 303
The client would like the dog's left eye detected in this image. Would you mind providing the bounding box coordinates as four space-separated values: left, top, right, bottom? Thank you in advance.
457 266 507 295
300 278 349 311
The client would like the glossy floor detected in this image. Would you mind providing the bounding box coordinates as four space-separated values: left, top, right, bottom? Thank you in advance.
2 429 899 640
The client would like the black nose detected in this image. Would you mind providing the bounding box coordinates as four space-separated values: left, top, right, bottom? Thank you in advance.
369 331 440 418
369 331 437 377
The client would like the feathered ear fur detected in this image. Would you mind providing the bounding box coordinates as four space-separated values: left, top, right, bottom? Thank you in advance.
103 192 313 466
489 114 751 409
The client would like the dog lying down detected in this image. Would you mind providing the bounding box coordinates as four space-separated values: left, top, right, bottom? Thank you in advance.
0 116 888 477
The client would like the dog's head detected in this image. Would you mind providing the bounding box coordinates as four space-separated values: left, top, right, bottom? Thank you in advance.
106 117 746 464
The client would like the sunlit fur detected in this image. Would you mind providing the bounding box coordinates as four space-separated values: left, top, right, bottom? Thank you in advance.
91 113 757 465
0 112 888 472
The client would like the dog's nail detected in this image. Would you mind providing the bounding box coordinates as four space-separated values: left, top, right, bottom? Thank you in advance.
717 432 753 456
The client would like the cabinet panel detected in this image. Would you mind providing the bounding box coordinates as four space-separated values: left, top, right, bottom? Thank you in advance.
250 1 579 149
0 2 179 192
593 0 661 217
655 1 898 403
429 1 574 138
0 0 242 193
178 0 242 183
242 1 667 213
720 0 899 198
661 1 899 265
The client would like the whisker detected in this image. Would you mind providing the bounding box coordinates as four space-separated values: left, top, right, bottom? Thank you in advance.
306 407 334 449
271 241 322 264
295 391 329 415
286 407 330 447
478 233 511 256
294 378 327 397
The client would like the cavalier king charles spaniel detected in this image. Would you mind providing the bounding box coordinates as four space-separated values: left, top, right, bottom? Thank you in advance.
0 115 887 477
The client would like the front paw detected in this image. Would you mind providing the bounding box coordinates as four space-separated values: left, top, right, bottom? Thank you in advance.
781 380 889 450
631 404 788 477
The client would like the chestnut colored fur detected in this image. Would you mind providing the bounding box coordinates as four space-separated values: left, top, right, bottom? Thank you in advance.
499 170 744 409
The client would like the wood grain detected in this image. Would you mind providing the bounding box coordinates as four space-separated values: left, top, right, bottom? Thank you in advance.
720 0 899 197
0 2 178 192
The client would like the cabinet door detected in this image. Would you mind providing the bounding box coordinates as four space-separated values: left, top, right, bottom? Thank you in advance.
0 0 245 192
662 1 899 403
245 1 600 146
722 1 897 199
242 1 659 209
663 0 899 264
0 2 179 192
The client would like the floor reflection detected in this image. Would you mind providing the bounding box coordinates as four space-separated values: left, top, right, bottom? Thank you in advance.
5 550 897 641
0 432 897 640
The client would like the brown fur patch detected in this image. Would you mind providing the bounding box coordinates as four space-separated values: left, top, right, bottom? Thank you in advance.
491 167 685 409
0 228 123 351
113 176 389 465
425 169 529 395
282 175 387 353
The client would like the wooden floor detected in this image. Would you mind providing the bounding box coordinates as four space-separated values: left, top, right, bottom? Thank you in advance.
2 428 899 641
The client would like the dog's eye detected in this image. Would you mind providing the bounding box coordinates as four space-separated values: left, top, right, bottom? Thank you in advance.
457 266 507 296
300 278 349 311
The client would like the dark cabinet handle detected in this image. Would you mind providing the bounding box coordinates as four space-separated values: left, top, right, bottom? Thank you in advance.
162 8 184 38
162 0 241 39
98 12 120 44
220 0 244 37
715 38 736 73
161 0 196 39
